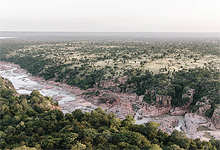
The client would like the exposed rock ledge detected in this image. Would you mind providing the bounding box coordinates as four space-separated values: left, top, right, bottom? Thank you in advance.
212 105 220 129
183 113 220 141
136 113 220 141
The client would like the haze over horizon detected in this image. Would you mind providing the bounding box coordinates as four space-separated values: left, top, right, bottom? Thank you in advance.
1 0 220 32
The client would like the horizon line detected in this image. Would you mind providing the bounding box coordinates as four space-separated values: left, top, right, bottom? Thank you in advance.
1 31 220 33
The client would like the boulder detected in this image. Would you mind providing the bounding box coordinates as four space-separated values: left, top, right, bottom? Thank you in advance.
98 93 120 108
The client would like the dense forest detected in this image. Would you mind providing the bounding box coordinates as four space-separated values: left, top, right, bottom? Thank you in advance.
1 76 220 150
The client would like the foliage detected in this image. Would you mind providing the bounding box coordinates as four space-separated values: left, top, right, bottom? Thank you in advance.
125 67 220 109
1 39 220 149
1 77 219 149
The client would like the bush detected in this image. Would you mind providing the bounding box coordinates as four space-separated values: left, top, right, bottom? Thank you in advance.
205 108 214 118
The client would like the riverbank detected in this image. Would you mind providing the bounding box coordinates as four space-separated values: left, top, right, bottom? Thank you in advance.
0 61 96 114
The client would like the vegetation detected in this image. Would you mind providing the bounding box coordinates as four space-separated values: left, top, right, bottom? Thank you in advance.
124 67 220 108
0 77 219 149
0 39 219 115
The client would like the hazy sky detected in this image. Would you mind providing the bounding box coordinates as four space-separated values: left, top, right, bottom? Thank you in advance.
1 0 220 32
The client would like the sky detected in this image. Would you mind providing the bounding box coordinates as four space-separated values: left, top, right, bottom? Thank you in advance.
0 0 220 32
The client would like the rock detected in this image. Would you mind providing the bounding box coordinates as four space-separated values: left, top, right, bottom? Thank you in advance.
183 113 220 141
200 137 211 142
0 66 13 70
132 104 140 112
170 106 188 116
155 95 172 106
184 113 199 134
48 105 62 111
207 131 220 140
192 131 205 140
191 114 207 124
155 116 179 134
106 101 135 119
180 124 187 133
137 103 171 117
212 105 220 129
195 98 211 116
200 122 216 131
98 93 120 108
43 85 54 90
51 95 65 101
192 131 211 141
141 116 179 134
137 116 143 120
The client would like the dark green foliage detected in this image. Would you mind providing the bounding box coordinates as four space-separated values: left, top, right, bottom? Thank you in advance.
6 55 55 76
82 90 100 96
205 108 214 118
210 139 220 150
0 82 219 149
65 68 105 90
3 76 218 150
0 88 15 99
125 67 220 109
1 39 220 149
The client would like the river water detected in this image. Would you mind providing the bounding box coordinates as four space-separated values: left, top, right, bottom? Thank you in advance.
0 63 78 114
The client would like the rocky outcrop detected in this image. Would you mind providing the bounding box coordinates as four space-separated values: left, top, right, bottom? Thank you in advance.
137 101 190 118
98 93 120 108
138 88 195 118
43 85 54 90
169 105 189 116
106 101 135 120
212 105 220 129
155 95 172 106
152 116 179 134
138 103 171 117
195 98 211 116
192 131 210 142
184 113 207 134
182 113 220 141
207 131 220 140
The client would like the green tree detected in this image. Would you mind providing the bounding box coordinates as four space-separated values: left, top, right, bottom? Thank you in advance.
83 128 98 140
71 141 86 150
5 126 16 134
210 139 220 150
11 116 21 124
163 144 184 150
12 145 37 150
148 144 162 150
141 122 160 141
24 136 36 147
170 130 186 139
0 104 9 116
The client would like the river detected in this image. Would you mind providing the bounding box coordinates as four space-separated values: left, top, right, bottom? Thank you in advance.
0 62 186 132
0 62 80 114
